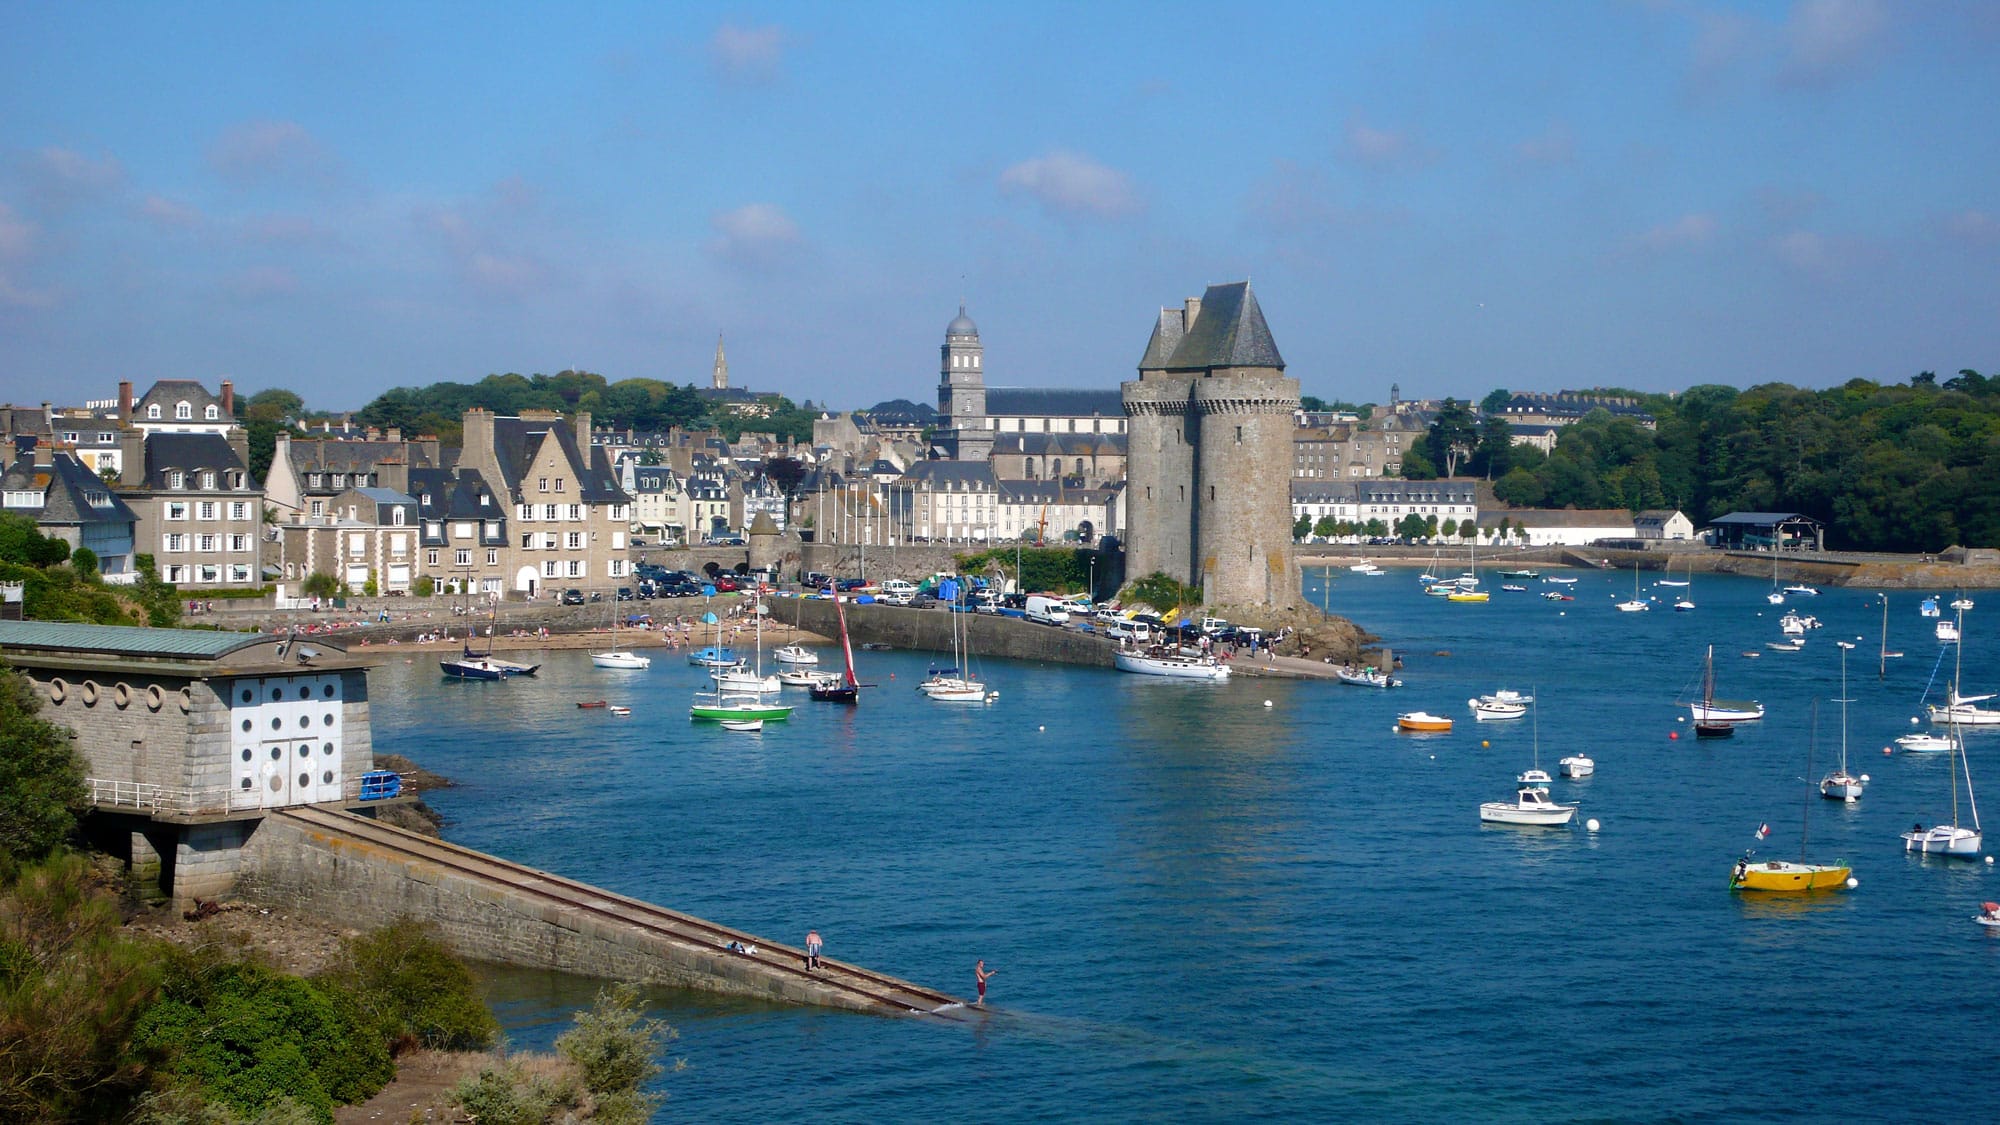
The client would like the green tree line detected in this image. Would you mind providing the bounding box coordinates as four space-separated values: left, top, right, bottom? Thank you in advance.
350 370 820 446
1405 372 2000 552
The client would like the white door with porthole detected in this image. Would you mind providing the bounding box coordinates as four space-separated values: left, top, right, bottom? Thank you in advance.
229 674 345 809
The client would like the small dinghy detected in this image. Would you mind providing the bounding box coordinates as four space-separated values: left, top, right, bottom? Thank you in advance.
721 718 764 732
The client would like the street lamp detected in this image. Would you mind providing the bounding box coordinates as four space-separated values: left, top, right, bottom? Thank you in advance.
1088 554 1097 604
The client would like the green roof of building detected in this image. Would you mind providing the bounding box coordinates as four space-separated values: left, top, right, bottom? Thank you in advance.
0 621 268 660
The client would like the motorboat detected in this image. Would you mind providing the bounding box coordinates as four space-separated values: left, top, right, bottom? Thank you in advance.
778 668 838 688
590 650 652 670
1335 665 1401 689
1559 755 1595 778
1517 767 1553 789
1544 576 1577 585
772 644 819 666
720 718 764 733
1689 645 1765 725
1541 591 1572 601
1896 731 1958 753
1729 857 1851 892
1819 641 1866 803
1479 786 1576 826
1766 639 1804 653
1114 647 1231 681
714 667 782 694
1784 584 1820 597
576 700 607 709
1937 620 1961 644
1976 903 2000 929
1477 688 1535 706
1397 711 1454 732
1500 584 1527 593
607 705 632 716
1920 597 1941 618
1470 696 1529 720
687 646 742 668
1497 569 1540 580
1349 562 1381 573
1780 612 1820 635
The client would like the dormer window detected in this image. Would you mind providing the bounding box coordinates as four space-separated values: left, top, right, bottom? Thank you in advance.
147 404 161 419
168 471 184 489
204 404 219 420
309 473 323 488
175 401 192 420
331 474 346 488
420 492 432 506
201 471 215 489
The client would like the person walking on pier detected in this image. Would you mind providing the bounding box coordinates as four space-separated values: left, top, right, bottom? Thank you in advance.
975 958 996 1005
805 928 823 970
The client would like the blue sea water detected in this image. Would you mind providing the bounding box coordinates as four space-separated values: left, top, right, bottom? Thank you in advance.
373 573 2000 1121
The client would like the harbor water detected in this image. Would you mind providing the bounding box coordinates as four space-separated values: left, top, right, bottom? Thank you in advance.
374 572 1998 1120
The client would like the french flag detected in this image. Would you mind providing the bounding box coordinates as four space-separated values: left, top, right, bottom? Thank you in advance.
1755 823 1770 840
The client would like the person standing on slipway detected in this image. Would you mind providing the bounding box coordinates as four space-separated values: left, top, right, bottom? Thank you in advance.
805 929 823 971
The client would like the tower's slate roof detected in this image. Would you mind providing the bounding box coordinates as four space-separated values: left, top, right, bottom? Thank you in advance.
1138 307 1186 369
1164 282 1284 371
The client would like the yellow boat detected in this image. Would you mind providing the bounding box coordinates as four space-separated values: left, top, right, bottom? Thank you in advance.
1398 711 1454 732
1447 589 1490 603
1729 857 1851 892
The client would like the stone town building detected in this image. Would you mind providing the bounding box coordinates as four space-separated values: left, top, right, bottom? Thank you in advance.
0 621 379 904
276 487 422 595
129 379 239 435
1291 479 1478 537
264 430 443 523
0 445 140 577
1293 419 1407 480
930 305 1129 464
1121 282 1301 609
935 305 994 462
121 430 263 588
989 431 1126 488
407 468 511 596
457 409 634 595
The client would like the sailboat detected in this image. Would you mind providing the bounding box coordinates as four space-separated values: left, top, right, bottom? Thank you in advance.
1447 538 1489 603
809 584 862 704
1902 607 1984 857
1669 558 1695 611
772 595 818 666
1515 693 1552 788
1766 566 1785 605
921 576 991 702
440 589 538 679
1819 642 1864 801
1615 563 1650 612
590 600 652 669
1730 703 1852 892
690 608 793 723
1924 606 2000 725
1482 704 1575 826
1688 644 1764 734
713 596 781 693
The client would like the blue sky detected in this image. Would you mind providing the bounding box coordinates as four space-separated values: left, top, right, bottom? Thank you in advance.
2 1 1996 413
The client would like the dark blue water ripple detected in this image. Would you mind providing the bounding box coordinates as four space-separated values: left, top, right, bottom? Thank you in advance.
377 574 1999 1120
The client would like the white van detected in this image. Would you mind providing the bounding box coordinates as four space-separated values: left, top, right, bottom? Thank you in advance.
1104 617 1151 643
878 579 918 605
1024 595 1071 627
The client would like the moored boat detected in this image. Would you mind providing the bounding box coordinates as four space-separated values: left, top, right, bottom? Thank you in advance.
1397 711 1453 732
1479 786 1576 826
1688 645 1765 725
1560 755 1595 778
1114 646 1230 680
773 644 818 665
1335 665 1401 688
1729 857 1851 892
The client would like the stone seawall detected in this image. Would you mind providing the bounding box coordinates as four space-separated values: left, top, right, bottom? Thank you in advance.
790 600 1118 667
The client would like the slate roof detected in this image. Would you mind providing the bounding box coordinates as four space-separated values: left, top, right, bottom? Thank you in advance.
140 432 249 487
136 380 232 422
1164 282 1284 371
489 418 630 504
1706 512 1820 526
1138 307 1186 369
995 480 1121 504
352 487 416 506
1476 509 1633 528
287 439 437 476
408 467 502 520
0 452 138 526
902 461 997 489
0 620 268 660
984 388 1125 417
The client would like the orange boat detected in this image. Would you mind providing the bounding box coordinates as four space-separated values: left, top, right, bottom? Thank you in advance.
1397 711 1454 732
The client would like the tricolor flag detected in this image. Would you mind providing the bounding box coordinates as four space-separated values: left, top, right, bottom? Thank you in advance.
1754 823 1770 840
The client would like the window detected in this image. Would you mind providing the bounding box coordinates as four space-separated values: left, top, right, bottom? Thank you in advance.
197 501 217 520
518 503 533 520
309 500 324 517
165 564 185 582
562 504 578 521
567 560 582 577
483 521 500 540
454 522 472 539
390 507 406 526
347 534 365 558
228 563 250 582
97 432 112 443
566 532 583 549
331 474 345 488
228 501 248 520
426 549 440 566
168 471 184 489
455 549 471 566
164 533 187 552
541 533 558 550
609 559 627 577
205 404 219 420
197 564 218 583
538 477 549 493
200 471 214 489
543 560 559 578
543 504 557 521
555 478 564 492
486 548 498 566
147 404 161 419
165 502 188 521
390 533 407 556
520 534 533 549
175 402 192 420
228 534 248 551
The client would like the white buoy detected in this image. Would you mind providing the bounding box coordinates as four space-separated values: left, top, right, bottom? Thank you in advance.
1845 876 1858 888
1264 700 1273 708
1586 818 1601 832
1911 716 1921 725
1860 774 1871 783
1038 725 1045 732
1429 754 1435 760
1987 856 1995 865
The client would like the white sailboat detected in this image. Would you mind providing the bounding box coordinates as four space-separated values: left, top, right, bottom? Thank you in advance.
1902 607 1983 857
1688 644 1764 730
1615 563 1649 612
1515 692 1552 788
1925 606 2000 724
590 601 652 669
1819 642 1864 802
921 576 991 702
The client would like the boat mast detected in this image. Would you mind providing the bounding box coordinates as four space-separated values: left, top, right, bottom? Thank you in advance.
1802 701 1817 863
1879 594 1889 681
832 585 859 689
1837 640 1852 774
1703 645 1716 711
1950 606 1965 829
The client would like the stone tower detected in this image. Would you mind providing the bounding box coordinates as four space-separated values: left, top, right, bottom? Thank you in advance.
937 304 992 462
712 333 729 391
1121 282 1300 609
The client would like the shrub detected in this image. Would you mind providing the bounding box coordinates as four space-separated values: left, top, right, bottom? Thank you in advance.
1122 571 1200 613
450 1058 576 1125
315 918 496 1053
0 664 89 866
556 983 671 1116
300 572 342 599
70 546 98 577
413 575 435 598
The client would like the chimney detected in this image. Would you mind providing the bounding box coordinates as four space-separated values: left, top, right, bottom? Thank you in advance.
118 427 145 487
376 458 409 495
119 381 133 423
573 411 592 450
227 427 250 474
460 408 497 481
220 380 234 417
1183 296 1202 331
386 427 402 443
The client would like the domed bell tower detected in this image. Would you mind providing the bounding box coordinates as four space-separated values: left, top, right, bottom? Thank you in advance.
938 303 992 461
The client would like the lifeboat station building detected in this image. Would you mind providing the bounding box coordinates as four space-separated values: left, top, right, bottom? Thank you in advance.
0 621 387 905
1703 511 1825 552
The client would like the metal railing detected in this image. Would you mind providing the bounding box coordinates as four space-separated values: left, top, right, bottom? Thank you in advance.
87 774 389 817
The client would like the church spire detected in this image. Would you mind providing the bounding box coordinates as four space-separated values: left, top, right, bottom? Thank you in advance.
712 333 728 391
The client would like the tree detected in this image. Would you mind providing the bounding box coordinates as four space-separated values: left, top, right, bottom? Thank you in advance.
1472 414 1516 480
301 572 342 599
1426 398 1479 477
1363 518 1389 538
0 665 89 867
242 388 305 423
1399 444 1437 480
1293 515 1312 541
1395 514 1428 541
1313 515 1338 539
1440 518 1458 540
1480 387 1512 415
763 456 809 499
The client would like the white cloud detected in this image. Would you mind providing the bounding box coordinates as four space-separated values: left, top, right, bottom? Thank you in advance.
709 23 786 83
21 146 123 209
998 151 1141 219
1781 0 1891 85
1771 228 1835 273
1514 124 1576 166
707 202 802 266
1341 118 1436 171
141 195 203 229
208 120 340 188
1637 213 1718 251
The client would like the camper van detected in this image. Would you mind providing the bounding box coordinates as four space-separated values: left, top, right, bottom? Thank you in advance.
1025 595 1072 627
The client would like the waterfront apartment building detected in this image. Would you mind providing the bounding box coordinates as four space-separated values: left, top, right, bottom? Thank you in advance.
1291 479 1479 536
457 408 633 595
121 428 263 588
0 446 140 577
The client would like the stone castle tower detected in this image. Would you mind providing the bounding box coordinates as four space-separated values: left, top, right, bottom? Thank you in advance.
1121 282 1300 609
937 303 993 462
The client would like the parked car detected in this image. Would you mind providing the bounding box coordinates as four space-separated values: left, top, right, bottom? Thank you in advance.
878 579 918 605
802 571 831 589
560 588 585 605
711 575 740 592
615 587 634 601
835 577 867 591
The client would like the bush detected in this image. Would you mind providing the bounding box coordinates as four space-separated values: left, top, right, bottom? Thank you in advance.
315 918 496 1054
0 664 89 866
450 1059 576 1125
70 546 98 577
556 983 671 1119
133 956 392 1124
1122 571 1200 613
413 575 435 598
300 573 342 600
